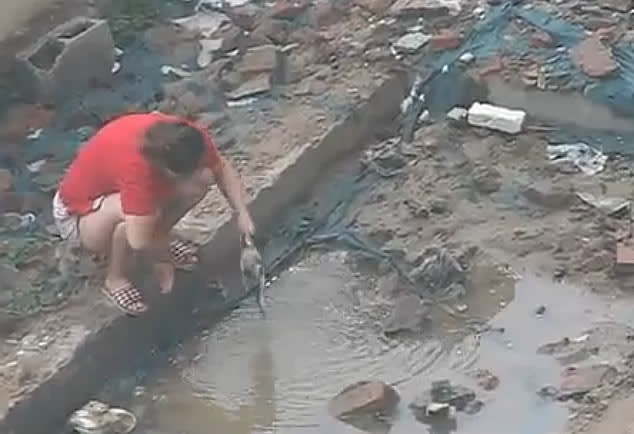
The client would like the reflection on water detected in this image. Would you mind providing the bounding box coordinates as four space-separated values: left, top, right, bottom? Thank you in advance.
132 253 634 434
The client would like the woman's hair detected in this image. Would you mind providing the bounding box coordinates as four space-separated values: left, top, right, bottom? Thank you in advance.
141 120 206 175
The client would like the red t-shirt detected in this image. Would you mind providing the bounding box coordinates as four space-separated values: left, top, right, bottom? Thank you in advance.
59 112 221 216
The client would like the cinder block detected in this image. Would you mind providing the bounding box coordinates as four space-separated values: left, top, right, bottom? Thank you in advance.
15 17 115 102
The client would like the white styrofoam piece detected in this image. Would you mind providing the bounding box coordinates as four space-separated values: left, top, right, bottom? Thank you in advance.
467 102 526 134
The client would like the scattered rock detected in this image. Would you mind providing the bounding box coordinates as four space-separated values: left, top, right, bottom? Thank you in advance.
354 0 396 14
558 364 618 401
522 180 574 209
467 102 526 134
473 369 500 391
226 4 263 30
410 380 478 422
251 17 290 45
227 73 272 99
447 107 468 122
389 0 461 16
238 44 286 83
198 39 223 68
476 55 505 78
571 37 618 78
270 0 311 19
600 0 632 12
430 29 462 51
530 29 554 48
393 32 431 53
535 305 546 316
383 294 430 335
312 1 347 27
329 381 400 420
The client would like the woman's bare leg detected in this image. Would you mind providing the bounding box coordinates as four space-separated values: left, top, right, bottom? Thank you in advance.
152 168 213 293
77 194 147 313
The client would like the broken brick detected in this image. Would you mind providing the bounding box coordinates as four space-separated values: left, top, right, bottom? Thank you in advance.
571 36 618 78
430 30 462 51
475 56 504 78
530 30 554 48
270 0 310 19
616 242 634 274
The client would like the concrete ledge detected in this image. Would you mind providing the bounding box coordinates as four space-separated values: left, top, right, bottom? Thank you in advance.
0 72 408 434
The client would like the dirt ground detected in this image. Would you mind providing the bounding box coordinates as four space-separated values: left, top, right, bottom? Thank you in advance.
1 0 634 432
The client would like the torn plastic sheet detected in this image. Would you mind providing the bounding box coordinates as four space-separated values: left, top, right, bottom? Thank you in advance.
547 143 607 175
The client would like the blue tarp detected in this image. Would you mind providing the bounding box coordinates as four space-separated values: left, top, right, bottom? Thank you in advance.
408 0 634 153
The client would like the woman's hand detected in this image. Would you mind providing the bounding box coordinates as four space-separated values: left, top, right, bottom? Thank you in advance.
237 210 255 240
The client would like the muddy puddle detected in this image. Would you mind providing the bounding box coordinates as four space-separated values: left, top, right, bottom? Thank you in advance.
116 251 634 434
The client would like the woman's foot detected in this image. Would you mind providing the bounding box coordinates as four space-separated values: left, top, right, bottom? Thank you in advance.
102 278 148 315
153 261 175 294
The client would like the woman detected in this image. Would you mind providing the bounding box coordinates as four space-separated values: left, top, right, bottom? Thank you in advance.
53 112 255 315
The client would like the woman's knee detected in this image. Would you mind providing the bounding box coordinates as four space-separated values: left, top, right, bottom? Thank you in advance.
77 195 125 252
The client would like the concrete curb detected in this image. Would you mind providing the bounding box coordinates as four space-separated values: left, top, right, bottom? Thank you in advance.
0 71 409 434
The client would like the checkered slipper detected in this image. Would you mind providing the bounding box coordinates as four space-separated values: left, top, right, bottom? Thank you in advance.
101 283 148 316
169 239 199 271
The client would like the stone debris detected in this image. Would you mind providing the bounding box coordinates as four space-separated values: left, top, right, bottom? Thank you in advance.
227 73 272 99
197 39 223 68
571 37 618 78
389 0 462 16
446 106 467 121
172 11 229 37
522 180 574 210
410 380 480 423
329 381 400 420
430 29 462 51
69 400 137 434
467 102 526 134
393 32 431 53
599 0 632 13
557 364 618 401
382 294 430 335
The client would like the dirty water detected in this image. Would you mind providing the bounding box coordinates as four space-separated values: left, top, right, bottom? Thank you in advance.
485 77 634 132
121 251 634 434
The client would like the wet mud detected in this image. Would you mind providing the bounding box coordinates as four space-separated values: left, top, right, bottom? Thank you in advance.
110 252 634 434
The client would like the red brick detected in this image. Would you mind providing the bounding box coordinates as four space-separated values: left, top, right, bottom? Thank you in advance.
476 56 505 78
571 36 618 78
530 30 554 48
430 30 461 51
616 242 634 274
271 0 310 19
